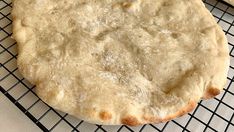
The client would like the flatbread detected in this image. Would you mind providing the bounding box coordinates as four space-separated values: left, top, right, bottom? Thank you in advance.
12 0 229 125
224 0 234 6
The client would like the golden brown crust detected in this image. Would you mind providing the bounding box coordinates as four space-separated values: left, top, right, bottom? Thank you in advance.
142 101 197 124
99 111 112 121
162 101 197 122
202 87 221 99
121 116 141 126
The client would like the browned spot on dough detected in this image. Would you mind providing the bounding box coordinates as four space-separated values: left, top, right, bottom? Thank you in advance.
162 101 196 122
171 32 181 39
112 2 131 10
99 111 112 120
203 87 221 99
121 116 141 126
143 101 197 124
121 2 132 9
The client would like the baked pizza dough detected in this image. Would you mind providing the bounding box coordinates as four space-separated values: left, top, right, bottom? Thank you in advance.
224 0 234 6
12 0 229 125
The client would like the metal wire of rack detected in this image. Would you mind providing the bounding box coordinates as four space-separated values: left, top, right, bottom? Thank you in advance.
0 0 234 131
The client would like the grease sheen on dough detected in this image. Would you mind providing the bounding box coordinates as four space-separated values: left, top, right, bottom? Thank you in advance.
12 0 229 125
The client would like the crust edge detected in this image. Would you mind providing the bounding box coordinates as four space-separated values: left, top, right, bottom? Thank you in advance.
121 101 197 126
202 87 221 99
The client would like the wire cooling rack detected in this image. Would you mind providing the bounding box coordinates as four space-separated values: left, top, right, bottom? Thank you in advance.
0 0 234 131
